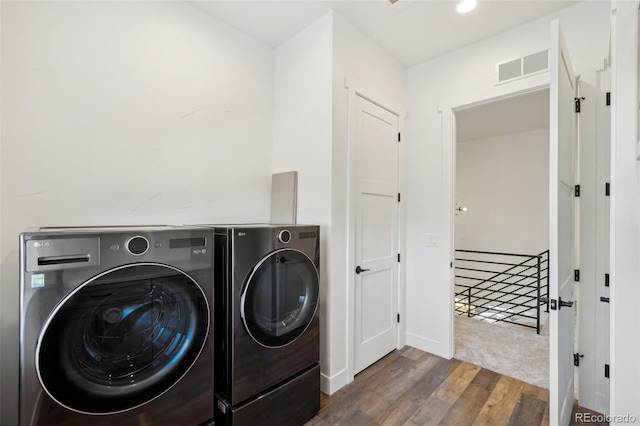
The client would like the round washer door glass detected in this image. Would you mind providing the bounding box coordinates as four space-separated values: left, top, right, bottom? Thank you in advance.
36 264 210 415
242 249 319 347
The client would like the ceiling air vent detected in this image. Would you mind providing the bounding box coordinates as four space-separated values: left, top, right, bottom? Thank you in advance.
496 50 549 85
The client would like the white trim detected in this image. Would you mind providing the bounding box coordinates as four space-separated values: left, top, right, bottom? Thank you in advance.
344 78 408 119
405 333 447 358
397 103 408 352
441 102 456 360
344 80 407 385
438 72 550 114
320 368 349 395
346 84 356 386
608 6 618 418
609 0 640 419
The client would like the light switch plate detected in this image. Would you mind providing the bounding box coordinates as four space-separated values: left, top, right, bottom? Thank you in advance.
425 233 439 247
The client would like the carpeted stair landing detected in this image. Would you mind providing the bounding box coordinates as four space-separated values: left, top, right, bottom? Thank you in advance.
454 315 549 389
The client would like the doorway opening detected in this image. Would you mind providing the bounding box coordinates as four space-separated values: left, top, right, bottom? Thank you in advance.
453 89 551 389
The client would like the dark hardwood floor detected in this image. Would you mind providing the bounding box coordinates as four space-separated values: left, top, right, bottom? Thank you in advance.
305 346 607 426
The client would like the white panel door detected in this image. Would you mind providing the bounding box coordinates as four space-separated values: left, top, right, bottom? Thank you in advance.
576 70 611 415
354 95 399 374
549 20 578 426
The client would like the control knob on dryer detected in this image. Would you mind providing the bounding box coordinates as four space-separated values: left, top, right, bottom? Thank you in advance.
278 230 291 244
126 236 149 255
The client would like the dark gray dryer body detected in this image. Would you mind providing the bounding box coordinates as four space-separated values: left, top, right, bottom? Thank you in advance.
19 226 214 426
212 224 320 426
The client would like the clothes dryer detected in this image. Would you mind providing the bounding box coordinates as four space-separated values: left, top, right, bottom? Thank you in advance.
212 225 320 426
19 226 214 426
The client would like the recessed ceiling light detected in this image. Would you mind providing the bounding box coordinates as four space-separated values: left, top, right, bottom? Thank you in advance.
457 0 477 14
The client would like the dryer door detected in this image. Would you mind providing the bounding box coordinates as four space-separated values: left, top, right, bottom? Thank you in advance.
36 263 210 415
241 249 319 348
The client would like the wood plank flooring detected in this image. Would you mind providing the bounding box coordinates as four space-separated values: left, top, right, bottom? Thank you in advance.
305 346 607 426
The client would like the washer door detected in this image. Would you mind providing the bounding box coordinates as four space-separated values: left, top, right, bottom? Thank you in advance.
241 249 319 348
36 263 210 415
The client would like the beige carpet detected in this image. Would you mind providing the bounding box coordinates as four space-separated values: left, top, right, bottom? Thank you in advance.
454 315 549 389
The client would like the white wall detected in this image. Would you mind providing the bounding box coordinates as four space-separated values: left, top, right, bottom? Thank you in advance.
405 0 610 358
0 1 3 419
273 13 333 226
272 10 405 394
0 2 274 424
455 129 549 254
331 12 406 390
272 10 334 390
609 0 640 421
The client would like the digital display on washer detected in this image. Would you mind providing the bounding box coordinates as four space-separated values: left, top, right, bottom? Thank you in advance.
298 232 317 239
169 238 206 249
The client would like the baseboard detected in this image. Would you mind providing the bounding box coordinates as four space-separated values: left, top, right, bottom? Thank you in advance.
406 332 451 359
594 392 610 416
320 368 349 395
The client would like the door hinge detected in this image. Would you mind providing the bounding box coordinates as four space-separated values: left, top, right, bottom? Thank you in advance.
605 182 610 196
605 273 610 287
398 132 401 142
600 296 610 303
397 313 400 323
606 92 611 106
605 364 610 378
574 353 584 367
398 253 401 262
398 193 401 202
574 269 580 282
575 97 585 113
574 185 581 197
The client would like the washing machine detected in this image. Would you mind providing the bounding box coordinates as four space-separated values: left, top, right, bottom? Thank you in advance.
211 224 320 426
19 226 215 426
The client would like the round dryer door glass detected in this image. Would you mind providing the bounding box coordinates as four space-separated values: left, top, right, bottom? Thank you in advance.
36 264 210 415
241 249 319 348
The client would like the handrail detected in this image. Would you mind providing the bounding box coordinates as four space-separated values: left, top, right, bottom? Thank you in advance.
456 249 543 258
454 249 549 334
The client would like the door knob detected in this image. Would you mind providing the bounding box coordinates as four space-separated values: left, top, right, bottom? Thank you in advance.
355 265 370 274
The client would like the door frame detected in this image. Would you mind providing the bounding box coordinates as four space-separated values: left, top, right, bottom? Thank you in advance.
439 72 551 359
345 82 407 383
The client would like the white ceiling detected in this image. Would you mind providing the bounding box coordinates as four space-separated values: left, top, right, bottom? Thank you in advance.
189 0 580 67
456 89 550 143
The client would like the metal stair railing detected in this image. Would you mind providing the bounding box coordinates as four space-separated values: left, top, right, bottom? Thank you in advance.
454 249 549 334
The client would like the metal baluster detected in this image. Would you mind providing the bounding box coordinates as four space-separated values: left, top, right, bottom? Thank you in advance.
536 254 541 334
